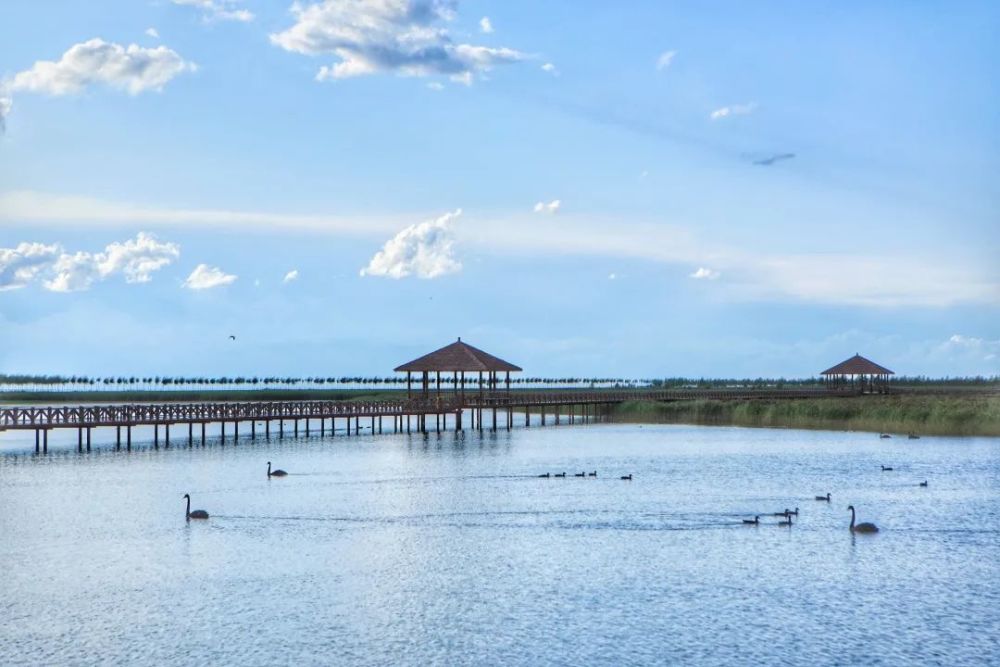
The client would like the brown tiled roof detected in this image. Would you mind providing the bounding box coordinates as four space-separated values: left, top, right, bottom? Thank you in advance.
821 354 894 376
394 338 522 373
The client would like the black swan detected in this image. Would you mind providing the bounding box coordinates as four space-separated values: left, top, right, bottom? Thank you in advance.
184 494 209 520
574 472 586 477
881 465 893 471
815 493 831 501
588 471 597 477
743 516 759 525
538 473 551 478
848 505 878 533
778 514 793 527
919 480 928 487
620 474 632 481
267 462 288 477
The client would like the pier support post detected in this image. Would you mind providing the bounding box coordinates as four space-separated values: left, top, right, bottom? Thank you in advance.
305 419 309 436
201 423 206 446
188 423 193 447
234 422 239 443
294 420 299 437
117 425 122 450
541 408 546 426
154 424 159 448
456 410 462 431
86 427 91 452
251 420 256 440
165 424 170 448
525 407 530 427
78 428 83 452
492 408 497 431
266 421 270 438
279 421 284 439
321 418 325 436
220 421 225 445
43 429 48 453
35 429 40 453
127 426 132 451
379 416 383 434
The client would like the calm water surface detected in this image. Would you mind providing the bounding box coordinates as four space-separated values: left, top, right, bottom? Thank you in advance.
1 423 998 666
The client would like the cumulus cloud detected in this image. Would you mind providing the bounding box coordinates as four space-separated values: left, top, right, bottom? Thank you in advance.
9 38 196 96
533 199 561 214
690 267 720 280
0 91 12 132
172 0 254 22
710 102 757 120
183 264 237 290
145 28 160 39
479 16 493 33
656 50 676 70
361 209 462 279
270 0 524 84
0 233 179 292
283 269 299 283
541 62 558 75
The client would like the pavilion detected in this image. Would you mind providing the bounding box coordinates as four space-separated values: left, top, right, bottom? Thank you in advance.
395 338 522 399
821 354 894 394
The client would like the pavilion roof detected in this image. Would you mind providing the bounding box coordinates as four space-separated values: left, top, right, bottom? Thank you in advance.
820 354 894 376
394 338 522 373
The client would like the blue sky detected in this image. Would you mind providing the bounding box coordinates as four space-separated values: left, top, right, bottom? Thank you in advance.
1 0 997 379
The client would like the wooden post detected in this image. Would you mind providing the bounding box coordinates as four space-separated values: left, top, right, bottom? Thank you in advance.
234 421 238 442
154 424 159 448
305 419 309 436
279 420 284 438
127 425 132 450
43 429 48 453
188 422 193 446
266 420 270 438
35 429 40 453
78 428 83 452
165 424 170 447
407 371 412 399
201 423 206 446
294 420 299 437
321 418 325 436
492 407 497 431
220 421 225 444
117 425 122 450
251 420 256 440
525 406 530 427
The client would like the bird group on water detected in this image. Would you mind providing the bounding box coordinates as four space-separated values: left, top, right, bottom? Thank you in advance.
184 461 291 520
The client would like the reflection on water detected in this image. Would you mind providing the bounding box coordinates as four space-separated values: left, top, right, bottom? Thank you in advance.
1 424 998 666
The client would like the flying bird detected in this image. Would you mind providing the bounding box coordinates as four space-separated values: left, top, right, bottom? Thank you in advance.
750 152 796 166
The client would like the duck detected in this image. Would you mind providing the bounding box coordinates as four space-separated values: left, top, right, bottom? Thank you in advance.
620 474 632 481
554 472 567 478
777 514 793 527
881 465 893 471
919 480 928 487
184 494 209 520
742 516 760 525
538 473 551 478
848 505 878 533
815 493 831 502
574 472 586 477
267 461 288 478
588 471 597 477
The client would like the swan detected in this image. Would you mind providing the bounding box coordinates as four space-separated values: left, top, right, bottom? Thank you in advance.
815 493 831 501
588 471 597 477
778 514 793 527
742 516 759 525
848 505 878 533
267 462 288 478
184 494 209 520
880 433 891 439
881 465 893 471
538 473 551 478
620 474 632 481
919 480 928 487
772 509 791 516
786 507 799 516
574 472 586 477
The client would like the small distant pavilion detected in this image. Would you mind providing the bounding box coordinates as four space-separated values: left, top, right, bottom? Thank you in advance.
821 354 894 394
395 338 522 399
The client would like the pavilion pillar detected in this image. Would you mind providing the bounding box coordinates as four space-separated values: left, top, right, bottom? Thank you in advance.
407 372 412 399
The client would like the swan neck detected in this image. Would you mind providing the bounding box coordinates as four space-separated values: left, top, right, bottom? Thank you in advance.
185 495 190 517
849 506 855 529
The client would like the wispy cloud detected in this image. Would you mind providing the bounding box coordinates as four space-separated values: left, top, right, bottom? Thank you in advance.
690 267 720 280
172 0 254 22
183 264 237 290
0 233 179 292
655 50 676 70
270 0 524 84
541 62 558 76
479 16 494 34
710 102 757 120
283 269 299 283
533 199 561 214
145 28 160 39
361 209 462 279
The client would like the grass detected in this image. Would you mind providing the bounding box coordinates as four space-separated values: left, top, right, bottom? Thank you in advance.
612 394 1000 437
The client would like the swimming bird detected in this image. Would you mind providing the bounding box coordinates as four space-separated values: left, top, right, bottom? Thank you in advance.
574 472 586 477
620 474 632 481
847 505 878 533
880 433 891 439
787 507 799 516
538 473 551 478
778 514 793 527
267 461 287 478
919 480 928 487
815 493 831 502
772 509 791 516
908 433 920 440
184 494 209 520
881 465 894 471
554 472 567 478
743 516 760 525
588 471 597 477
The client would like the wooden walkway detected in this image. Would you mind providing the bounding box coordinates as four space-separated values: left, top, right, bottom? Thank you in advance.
0 387 857 453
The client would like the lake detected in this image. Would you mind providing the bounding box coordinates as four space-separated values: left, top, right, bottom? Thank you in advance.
1 422 998 666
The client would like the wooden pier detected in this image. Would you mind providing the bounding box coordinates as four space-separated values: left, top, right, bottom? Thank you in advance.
0 388 854 453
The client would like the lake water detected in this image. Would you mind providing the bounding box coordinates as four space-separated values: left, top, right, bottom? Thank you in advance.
1 422 998 666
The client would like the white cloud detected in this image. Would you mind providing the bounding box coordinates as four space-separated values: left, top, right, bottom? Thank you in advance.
172 0 254 22
608 273 616 280
270 0 524 84
710 102 757 120
0 91 12 132
690 267 720 280
145 28 160 39
0 233 179 292
183 264 237 290
541 62 558 76
9 38 196 96
283 269 299 283
533 199 561 214
479 16 493 33
426 81 444 91
656 50 676 70
361 209 462 279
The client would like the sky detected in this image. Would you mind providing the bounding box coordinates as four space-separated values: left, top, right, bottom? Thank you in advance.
0 0 998 379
